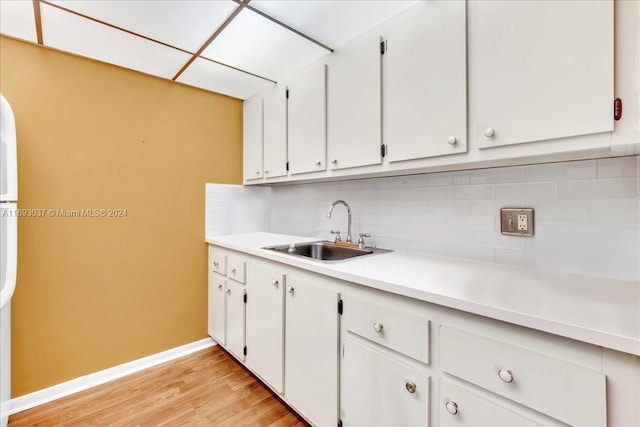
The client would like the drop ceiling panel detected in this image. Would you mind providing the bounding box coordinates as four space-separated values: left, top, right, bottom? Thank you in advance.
177 57 273 100
250 0 418 48
0 0 38 43
201 9 328 82
49 0 237 52
41 3 191 79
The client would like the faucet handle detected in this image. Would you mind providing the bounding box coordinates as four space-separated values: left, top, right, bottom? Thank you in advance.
330 230 342 243
358 233 371 249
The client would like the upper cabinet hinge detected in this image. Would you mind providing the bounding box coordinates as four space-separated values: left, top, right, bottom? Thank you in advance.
338 299 343 315
381 144 387 158
243 345 247 356
286 89 289 99
286 162 289 172
614 98 622 121
338 420 343 427
380 40 386 55
243 294 247 304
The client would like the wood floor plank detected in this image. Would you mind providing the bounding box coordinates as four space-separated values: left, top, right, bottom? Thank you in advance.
9 345 308 427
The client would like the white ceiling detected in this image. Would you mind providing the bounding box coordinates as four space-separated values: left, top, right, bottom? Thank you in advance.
0 0 417 100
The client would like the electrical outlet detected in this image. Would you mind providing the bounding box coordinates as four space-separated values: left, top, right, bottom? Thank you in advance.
500 208 534 237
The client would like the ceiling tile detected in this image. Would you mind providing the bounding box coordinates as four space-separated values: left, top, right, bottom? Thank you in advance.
41 3 192 79
250 0 418 48
177 57 273 100
201 8 328 82
49 0 238 52
0 0 38 43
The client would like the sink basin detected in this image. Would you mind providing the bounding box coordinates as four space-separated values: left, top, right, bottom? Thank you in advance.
263 241 391 262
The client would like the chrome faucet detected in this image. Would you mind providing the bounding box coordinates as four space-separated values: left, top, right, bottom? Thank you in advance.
327 200 352 243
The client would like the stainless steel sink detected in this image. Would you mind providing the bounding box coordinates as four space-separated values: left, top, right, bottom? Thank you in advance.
263 241 391 262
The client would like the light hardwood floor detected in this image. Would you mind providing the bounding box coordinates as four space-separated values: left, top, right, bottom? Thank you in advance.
9 345 308 426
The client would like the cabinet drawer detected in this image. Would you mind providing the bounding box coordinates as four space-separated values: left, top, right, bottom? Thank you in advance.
227 256 246 283
342 335 430 426
343 297 430 364
440 325 606 426
438 380 541 426
210 251 226 276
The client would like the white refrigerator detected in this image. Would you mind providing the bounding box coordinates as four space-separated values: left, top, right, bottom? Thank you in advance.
0 93 18 427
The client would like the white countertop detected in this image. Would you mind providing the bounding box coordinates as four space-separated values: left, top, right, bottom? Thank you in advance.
206 232 640 356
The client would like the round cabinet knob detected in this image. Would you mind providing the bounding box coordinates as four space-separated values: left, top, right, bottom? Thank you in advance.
231 268 236 275
225 289 231 295
315 161 322 166
287 286 295 294
213 261 218 268
498 368 514 383
445 401 458 415
272 279 279 287
331 159 338 165
217 284 222 291
448 136 457 145
484 128 495 137
264 170 269 175
405 381 417 394
255 170 260 175
373 322 384 333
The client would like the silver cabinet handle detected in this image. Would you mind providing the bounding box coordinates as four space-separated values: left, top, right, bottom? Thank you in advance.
315 161 322 166
373 322 384 333
498 368 514 383
225 289 231 295
255 170 260 175
231 268 236 275
445 401 458 415
331 159 338 165
217 284 222 291
405 381 416 394
213 261 218 268
287 286 294 294
272 279 279 287
484 128 495 137
264 170 269 175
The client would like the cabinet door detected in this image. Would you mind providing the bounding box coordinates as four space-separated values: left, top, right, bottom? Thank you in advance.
383 1 467 162
439 381 542 426
327 33 382 170
469 0 613 149
341 335 430 426
263 84 288 179
245 261 285 393
207 274 226 345
243 94 263 182
287 64 327 175
284 271 339 426
226 280 246 361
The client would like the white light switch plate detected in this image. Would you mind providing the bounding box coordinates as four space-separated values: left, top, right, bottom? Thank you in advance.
500 208 534 236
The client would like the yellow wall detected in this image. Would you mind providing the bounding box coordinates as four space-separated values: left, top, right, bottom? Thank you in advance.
0 36 243 396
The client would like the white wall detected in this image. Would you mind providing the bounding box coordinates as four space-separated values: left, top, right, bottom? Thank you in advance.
270 156 640 282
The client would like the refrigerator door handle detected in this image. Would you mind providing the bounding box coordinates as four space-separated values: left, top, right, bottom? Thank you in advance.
0 204 17 310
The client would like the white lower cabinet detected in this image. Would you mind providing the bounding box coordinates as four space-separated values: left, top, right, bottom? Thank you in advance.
438 381 541 426
341 334 430 426
208 244 639 426
284 269 340 426
225 279 246 361
245 260 285 393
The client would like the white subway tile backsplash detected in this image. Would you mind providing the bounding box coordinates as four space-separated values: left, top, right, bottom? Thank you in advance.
525 160 596 182
597 157 637 178
559 177 637 199
259 156 640 281
495 182 558 200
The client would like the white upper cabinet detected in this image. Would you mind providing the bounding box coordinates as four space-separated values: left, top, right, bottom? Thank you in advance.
243 95 263 182
327 33 382 171
287 64 327 175
263 84 288 179
382 1 467 163
468 0 614 149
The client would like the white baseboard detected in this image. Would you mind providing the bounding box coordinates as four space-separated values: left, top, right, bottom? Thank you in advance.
10 337 216 415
